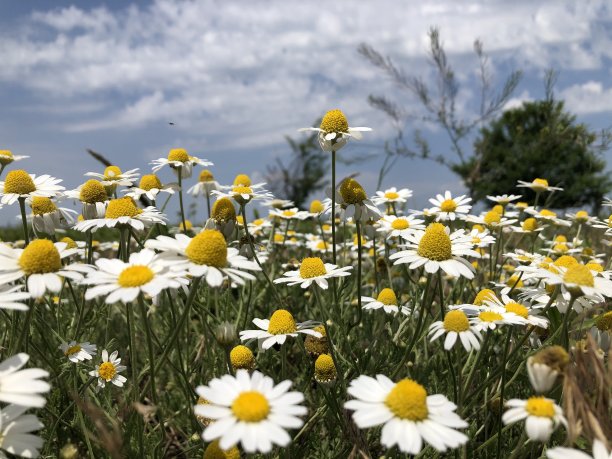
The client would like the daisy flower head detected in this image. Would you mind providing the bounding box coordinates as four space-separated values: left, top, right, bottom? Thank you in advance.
361 288 404 314
187 169 219 197
372 187 413 206
566 209 597 225
82 249 188 304
512 217 545 234
262 198 294 209
0 150 29 168
466 305 527 331
151 148 213 179
377 214 425 240
59 341 97 363
314 354 337 385
538 263 612 299
526 345 568 394
269 207 309 221
328 178 381 223
465 210 516 229
85 165 139 188
429 309 482 352
89 349 127 389
239 309 321 350
0 353 50 407
306 199 325 218
73 197 166 233
212 183 274 206
468 227 496 248
65 179 109 220
145 229 260 287
124 173 176 201
28 196 77 235
517 178 563 193
344 374 468 454
273 257 352 289
0 404 44 458
502 396 566 442
484 295 549 328
390 223 479 279
0 170 64 205
525 208 571 227
194 369 307 453
548 439 611 459
486 194 522 206
229 345 256 372
428 191 472 221
300 109 371 152
0 285 30 311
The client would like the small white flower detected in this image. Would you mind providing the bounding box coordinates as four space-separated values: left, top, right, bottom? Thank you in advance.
429 309 482 352
73 197 166 233
151 148 213 179
124 173 177 201
428 191 472 221
85 165 140 187
89 349 127 389
59 341 97 363
361 288 404 314
502 396 566 442
0 353 50 408
273 257 352 289
516 178 563 193
372 187 413 206
239 309 321 350
0 170 64 205
377 215 425 240
486 194 522 205
299 109 371 152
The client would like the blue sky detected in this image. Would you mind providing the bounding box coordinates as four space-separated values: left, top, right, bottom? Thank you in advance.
1 0 611 222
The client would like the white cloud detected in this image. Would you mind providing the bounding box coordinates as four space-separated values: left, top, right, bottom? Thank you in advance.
561 81 612 114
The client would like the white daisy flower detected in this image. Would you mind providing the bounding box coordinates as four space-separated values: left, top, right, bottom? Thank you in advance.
0 240 91 298
464 211 516 229
0 150 29 168
0 353 50 408
486 194 522 206
361 288 404 314
525 208 571 227
344 374 468 454
262 198 294 209
73 197 166 233
82 249 188 304
239 309 322 350
521 263 612 300
195 369 307 453
327 178 382 223
151 148 213 179
187 169 219 197
511 217 546 234
390 223 479 279
273 257 352 289
483 295 549 328
299 109 371 152
89 349 127 389
548 439 611 459
27 196 77 235
0 170 64 205
247 217 273 237
0 285 30 311
305 238 334 254
0 404 44 458
269 207 310 221
428 309 482 352
377 215 425 240
64 179 109 220
516 178 563 193
124 174 176 201
464 306 527 331
565 209 597 225
85 165 140 187
145 229 260 287
467 227 496 248
428 191 472 221
59 341 97 363
211 185 274 206
372 187 413 206
502 396 566 442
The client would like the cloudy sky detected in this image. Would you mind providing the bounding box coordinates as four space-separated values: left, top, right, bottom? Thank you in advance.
1 0 611 221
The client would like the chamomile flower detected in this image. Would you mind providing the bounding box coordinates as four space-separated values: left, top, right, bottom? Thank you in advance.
305 238 333 254
484 295 549 328
89 350 127 389
82 249 187 304
534 264 612 299
344 374 468 454
187 169 219 197
27 196 77 235
73 197 166 232
502 396 566 442
262 198 294 209
390 223 479 279
273 257 352 289
0 404 44 458
269 207 309 221
0 353 50 408
361 288 404 314
377 215 425 240
0 150 29 167
566 210 597 225
59 341 97 363
64 179 108 220
428 310 482 352
465 210 516 229
486 194 522 206
428 191 472 221
299 109 371 152
151 148 213 179
512 217 545 234
124 174 176 201
465 306 527 331
145 229 260 287
85 165 139 187
195 370 307 453
0 285 30 311
211 185 274 206
0 170 64 205
468 227 496 248
328 178 382 223
239 309 322 350
372 187 413 206
516 178 563 193
548 440 611 459
525 208 571 227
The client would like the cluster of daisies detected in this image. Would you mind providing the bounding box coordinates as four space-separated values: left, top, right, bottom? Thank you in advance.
0 108 610 458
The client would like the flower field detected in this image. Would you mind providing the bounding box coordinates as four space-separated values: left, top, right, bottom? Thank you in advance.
0 109 610 458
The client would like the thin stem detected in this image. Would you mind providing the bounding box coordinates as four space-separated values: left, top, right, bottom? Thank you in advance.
497 328 514 458
18 197 30 245
331 149 337 264
177 168 187 234
138 294 158 405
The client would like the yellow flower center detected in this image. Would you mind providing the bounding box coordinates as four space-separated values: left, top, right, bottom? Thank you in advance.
316 241 327 250
64 344 81 356
473 224 485 232
585 262 603 273
179 220 193 231
522 218 538 231
553 255 578 269
505 302 529 319
299 257 327 278
339 178 366 205
31 197 57 215
232 185 252 195
212 198 236 223
199 169 215 182
484 210 501 225
0 150 14 165
267 309 297 334
168 148 189 162
385 379 429 421
103 165 122 180
185 230 227 268
233 174 251 186
574 210 588 222
19 239 61 275
417 223 452 261
391 219 409 230
563 264 594 287
443 310 470 332
515 201 528 209
505 275 524 289
525 396 555 418
60 237 77 249
540 209 556 218
439 199 457 213
594 311 612 331
282 210 296 217
310 200 324 213
230 345 255 370
4 170 36 195
553 243 568 253
118 265 154 288
98 362 116 381
532 346 569 371
377 288 398 305
79 179 108 203
274 234 285 243
385 191 399 200
554 235 567 243
105 197 142 219
203 440 240 459
531 178 549 188
231 391 270 422
478 311 503 323
492 205 503 214
139 174 162 191
314 354 336 382
320 109 349 134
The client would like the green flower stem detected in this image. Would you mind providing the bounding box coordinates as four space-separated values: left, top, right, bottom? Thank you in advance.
18 197 30 245
331 148 337 264
177 168 187 234
137 294 158 405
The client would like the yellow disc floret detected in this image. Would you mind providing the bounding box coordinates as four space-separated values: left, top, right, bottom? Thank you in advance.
594 311 612 331
385 191 399 200
79 179 107 203
391 219 409 230
168 148 189 162
385 379 429 421
118 265 154 288
553 255 578 269
103 165 122 180
440 199 457 213
64 344 81 356
267 309 297 335
484 210 501 226
139 174 162 191
304 325 328 356
203 440 240 459
532 178 549 190
4 170 36 195
30 197 57 215
339 178 366 205
199 169 215 182
532 346 569 371
233 174 251 187
299 257 327 278
525 396 555 418
478 311 503 322
230 345 256 371
19 239 61 275
540 209 557 218
314 354 337 383
563 264 594 287
522 218 538 232
105 197 142 219
310 199 324 213
320 109 349 134
0 150 14 166
231 391 270 422
443 310 470 332
185 230 227 267
377 288 397 306
417 223 452 261
212 198 236 223
60 237 77 249
98 362 116 381
504 302 529 319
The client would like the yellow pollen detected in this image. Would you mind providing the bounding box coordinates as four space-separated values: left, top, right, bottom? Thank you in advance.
505 275 524 289
267 309 297 334
310 200 324 213
139 174 162 191
185 230 227 267
540 209 557 218
594 311 612 331
585 262 603 273
575 210 589 221
167 148 189 162
229 345 255 371
212 198 236 223
515 202 528 209
376 288 397 305
105 197 142 219
19 239 61 275
103 165 122 180
0 150 14 165
4 170 36 195
532 178 549 188
232 185 252 195
553 255 578 268
79 180 107 203
320 109 349 134
473 224 485 232
316 241 327 250
391 219 409 230
505 302 529 319
118 265 154 288
339 178 366 205
484 210 501 226
30 197 57 215
64 345 81 356
525 396 555 418
98 362 116 381
60 237 77 249
282 210 296 217
384 191 400 200
417 223 452 261
443 310 470 332
492 205 503 214
479 311 503 322
385 379 429 421
314 354 337 382
563 264 594 287
199 169 214 182
300 257 327 278
439 199 457 213
233 174 251 186
231 391 270 422
203 440 240 459
522 218 538 231
179 220 193 231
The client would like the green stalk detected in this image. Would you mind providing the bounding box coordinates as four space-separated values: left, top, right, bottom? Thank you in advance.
18 197 30 245
177 167 187 234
